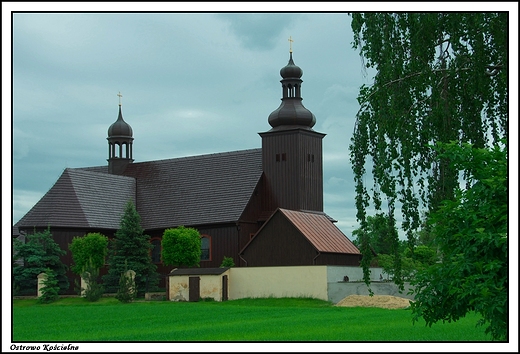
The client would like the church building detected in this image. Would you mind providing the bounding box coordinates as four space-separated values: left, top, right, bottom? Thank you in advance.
14 49 362 293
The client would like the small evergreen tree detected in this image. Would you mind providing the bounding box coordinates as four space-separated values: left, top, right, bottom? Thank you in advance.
103 201 158 296
13 227 69 295
161 226 201 268
38 268 60 304
116 262 136 303
80 258 105 302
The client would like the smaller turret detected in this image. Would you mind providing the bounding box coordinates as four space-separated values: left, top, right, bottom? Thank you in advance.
107 92 134 174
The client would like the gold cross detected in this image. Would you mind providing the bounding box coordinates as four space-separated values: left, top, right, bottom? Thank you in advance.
288 36 293 53
117 92 123 106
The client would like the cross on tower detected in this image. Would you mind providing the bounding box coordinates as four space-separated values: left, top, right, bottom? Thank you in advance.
117 92 123 106
288 36 293 53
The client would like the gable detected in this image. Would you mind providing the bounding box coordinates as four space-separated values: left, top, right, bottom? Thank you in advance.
279 209 360 254
241 208 360 257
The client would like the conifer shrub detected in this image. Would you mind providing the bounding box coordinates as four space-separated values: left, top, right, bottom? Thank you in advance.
81 258 105 302
116 271 136 303
38 268 60 304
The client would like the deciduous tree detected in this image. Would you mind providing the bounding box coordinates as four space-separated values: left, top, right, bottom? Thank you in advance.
349 13 508 340
349 12 507 288
69 232 108 275
161 226 201 268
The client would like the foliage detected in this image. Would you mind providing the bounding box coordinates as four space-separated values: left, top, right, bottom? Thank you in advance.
103 201 158 295
377 253 413 281
411 140 507 341
37 268 60 304
13 227 69 295
352 213 398 255
69 233 108 275
220 256 235 267
377 244 438 281
404 245 438 266
80 258 105 302
349 13 507 288
161 226 202 267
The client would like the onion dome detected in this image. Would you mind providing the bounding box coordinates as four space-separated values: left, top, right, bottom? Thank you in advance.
280 52 303 79
268 52 316 130
108 105 133 138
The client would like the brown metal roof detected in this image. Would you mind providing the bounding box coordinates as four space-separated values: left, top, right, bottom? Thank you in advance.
279 208 361 254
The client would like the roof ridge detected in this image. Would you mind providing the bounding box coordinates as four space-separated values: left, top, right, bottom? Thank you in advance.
130 148 262 165
69 167 135 180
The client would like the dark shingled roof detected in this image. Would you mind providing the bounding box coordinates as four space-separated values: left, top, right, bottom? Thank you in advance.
15 149 263 231
15 168 135 229
123 149 263 230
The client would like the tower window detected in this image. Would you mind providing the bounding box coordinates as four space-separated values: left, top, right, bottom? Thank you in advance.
282 153 286 161
276 154 280 162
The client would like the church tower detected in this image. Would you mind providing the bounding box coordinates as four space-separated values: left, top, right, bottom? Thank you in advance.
107 92 134 175
260 41 325 213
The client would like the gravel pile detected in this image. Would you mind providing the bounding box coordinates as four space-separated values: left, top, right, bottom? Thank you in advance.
335 295 413 309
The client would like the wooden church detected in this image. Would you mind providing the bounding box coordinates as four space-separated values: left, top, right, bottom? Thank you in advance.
14 50 362 293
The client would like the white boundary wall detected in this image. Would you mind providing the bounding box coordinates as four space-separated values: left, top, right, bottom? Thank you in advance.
169 265 410 303
228 266 328 301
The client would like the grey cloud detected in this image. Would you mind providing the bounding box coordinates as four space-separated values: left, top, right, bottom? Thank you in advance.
217 13 302 51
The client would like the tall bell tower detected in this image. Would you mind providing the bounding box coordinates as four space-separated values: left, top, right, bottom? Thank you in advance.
260 39 325 213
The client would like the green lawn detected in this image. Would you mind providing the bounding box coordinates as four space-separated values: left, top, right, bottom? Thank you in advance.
12 297 491 342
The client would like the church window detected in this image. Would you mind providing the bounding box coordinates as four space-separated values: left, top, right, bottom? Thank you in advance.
201 235 211 261
151 238 161 264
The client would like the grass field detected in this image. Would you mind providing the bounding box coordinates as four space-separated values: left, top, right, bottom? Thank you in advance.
12 297 491 342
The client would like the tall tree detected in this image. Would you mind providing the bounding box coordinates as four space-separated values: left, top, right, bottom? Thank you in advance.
349 13 507 287
103 201 159 295
12 227 69 295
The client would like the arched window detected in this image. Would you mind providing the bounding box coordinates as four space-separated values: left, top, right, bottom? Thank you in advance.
150 238 162 264
201 235 211 261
